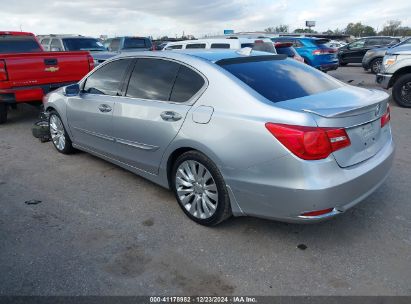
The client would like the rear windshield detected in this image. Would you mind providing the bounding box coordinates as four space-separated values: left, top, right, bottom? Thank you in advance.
275 46 296 57
313 39 330 45
252 42 276 54
218 57 342 103
124 38 151 49
62 38 106 51
0 36 42 53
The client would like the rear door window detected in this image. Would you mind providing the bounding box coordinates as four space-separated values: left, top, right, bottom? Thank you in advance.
126 58 180 101
83 59 131 96
365 38 382 47
185 43 206 49
218 56 341 103
0 35 42 53
170 66 205 102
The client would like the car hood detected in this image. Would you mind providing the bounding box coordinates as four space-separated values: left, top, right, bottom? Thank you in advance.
386 45 411 55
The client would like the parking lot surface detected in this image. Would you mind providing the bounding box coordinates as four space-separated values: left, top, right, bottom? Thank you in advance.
1 65 410 296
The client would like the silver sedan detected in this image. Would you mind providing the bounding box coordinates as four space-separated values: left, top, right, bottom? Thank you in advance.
43 50 394 225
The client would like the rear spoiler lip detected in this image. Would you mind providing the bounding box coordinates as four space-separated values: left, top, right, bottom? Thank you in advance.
301 96 390 118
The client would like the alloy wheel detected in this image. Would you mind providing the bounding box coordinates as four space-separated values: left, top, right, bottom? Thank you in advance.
175 160 218 219
49 114 66 151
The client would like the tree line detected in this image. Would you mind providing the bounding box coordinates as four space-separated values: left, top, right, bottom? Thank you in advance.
264 20 411 37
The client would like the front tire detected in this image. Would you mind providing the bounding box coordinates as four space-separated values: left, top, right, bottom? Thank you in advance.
49 111 74 154
392 74 411 108
370 58 383 74
171 151 232 226
0 103 8 124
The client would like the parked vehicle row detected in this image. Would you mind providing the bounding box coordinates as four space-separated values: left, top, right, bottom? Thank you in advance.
337 36 400 67
362 37 411 74
38 34 115 65
0 31 94 123
35 49 394 226
270 36 339 72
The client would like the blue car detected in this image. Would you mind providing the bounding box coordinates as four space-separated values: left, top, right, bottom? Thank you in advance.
271 37 339 72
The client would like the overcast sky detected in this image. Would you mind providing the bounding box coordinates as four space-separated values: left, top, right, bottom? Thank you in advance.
1 0 410 38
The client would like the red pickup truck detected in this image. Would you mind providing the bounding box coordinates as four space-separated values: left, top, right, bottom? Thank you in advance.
0 31 94 123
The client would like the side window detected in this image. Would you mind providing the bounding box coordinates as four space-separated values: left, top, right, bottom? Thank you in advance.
126 59 180 101
40 38 50 50
167 45 183 50
211 43 230 49
41 38 50 46
50 39 63 51
349 39 365 49
83 59 130 96
170 66 205 102
365 38 382 47
384 38 399 45
185 43 206 49
109 38 121 51
241 43 254 48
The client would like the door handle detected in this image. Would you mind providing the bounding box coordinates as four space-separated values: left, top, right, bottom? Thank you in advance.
98 104 112 113
160 111 182 122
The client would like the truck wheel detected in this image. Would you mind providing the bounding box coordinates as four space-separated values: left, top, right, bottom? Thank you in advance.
0 103 8 124
49 111 75 154
370 58 383 74
392 74 411 108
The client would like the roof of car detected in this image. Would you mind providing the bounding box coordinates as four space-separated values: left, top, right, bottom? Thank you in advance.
116 49 276 63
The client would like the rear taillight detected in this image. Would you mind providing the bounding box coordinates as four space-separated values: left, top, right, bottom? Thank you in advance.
312 48 337 55
0 60 8 81
87 55 95 71
381 105 391 128
265 123 351 160
300 208 334 217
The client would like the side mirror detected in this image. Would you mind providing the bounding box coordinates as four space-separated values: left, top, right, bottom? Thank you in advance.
63 83 80 97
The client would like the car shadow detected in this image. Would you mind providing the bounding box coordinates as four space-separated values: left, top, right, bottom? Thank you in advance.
2 104 41 126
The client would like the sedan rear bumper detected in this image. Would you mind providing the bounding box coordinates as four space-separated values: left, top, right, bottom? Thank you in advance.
226 136 394 223
317 62 339 72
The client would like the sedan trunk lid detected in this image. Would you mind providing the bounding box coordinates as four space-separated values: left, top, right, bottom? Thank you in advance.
277 86 391 167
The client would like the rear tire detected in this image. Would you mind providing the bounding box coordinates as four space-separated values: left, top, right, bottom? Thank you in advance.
0 103 8 124
49 110 75 154
392 74 411 108
370 58 383 74
339 61 348 66
171 151 232 226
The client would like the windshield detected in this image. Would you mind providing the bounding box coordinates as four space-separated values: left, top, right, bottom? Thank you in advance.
218 56 342 103
0 36 42 53
62 38 106 51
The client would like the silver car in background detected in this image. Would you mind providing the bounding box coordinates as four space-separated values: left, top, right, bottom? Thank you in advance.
43 50 394 226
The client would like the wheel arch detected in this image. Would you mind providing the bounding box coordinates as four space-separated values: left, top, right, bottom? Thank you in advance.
390 67 411 88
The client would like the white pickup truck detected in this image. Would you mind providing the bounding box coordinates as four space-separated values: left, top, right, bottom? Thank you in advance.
377 44 411 107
